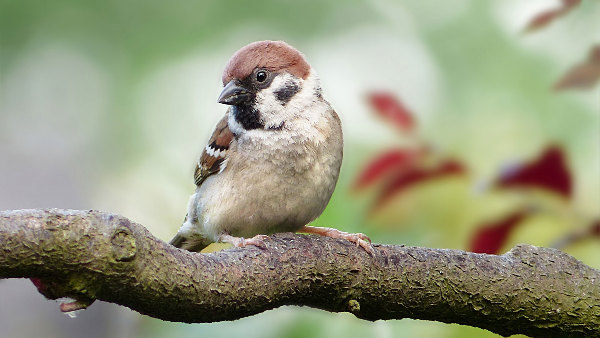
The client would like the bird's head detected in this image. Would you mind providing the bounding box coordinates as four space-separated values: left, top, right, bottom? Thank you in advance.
218 40 324 134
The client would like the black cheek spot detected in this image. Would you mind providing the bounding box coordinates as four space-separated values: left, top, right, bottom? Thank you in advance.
232 105 264 130
274 81 300 105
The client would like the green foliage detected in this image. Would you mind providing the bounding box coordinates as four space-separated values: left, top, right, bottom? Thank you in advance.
1 1 598 337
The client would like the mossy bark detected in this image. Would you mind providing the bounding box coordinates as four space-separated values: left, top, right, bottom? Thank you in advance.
1 209 598 337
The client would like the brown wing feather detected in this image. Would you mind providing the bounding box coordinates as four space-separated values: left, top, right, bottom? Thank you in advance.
194 114 234 186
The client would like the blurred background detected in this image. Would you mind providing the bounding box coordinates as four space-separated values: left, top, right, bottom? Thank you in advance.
1 0 599 337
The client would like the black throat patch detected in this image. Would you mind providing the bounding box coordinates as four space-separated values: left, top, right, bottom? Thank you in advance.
274 81 300 105
232 105 264 130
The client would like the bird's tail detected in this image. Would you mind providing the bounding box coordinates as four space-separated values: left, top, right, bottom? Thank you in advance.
169 215 212 252
168 233 188 248
169 233 212 252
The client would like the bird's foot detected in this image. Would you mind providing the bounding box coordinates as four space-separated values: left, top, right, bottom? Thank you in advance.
219 233 269 249
299 226 375 255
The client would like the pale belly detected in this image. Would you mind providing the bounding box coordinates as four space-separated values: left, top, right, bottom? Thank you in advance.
193 157 338 240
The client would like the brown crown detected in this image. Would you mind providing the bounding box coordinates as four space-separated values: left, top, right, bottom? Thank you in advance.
222 40 311 85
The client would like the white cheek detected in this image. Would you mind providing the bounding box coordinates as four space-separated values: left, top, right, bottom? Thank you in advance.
227 110 245 135
255 73 297 127
288 71 323 124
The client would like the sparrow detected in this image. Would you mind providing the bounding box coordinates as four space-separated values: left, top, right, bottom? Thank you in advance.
169 40 373 254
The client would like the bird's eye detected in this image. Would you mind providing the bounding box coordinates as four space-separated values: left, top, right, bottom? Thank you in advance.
256 70 267 83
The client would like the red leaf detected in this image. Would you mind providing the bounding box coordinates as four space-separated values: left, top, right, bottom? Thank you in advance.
524 0 581 33
30 278 46 294
436 159 465 175
591 219 600 237
561 0 581 10
30 278 60 300
524 11 561 33
554 45 600 91
495 145 572 199
354 149 423 190
368 92 416 133
470 210 530 254
375 158 466 206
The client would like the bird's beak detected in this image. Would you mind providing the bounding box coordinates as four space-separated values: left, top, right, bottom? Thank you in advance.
218 80 251 105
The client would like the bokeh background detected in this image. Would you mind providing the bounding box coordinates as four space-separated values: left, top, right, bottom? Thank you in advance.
1 0 599 337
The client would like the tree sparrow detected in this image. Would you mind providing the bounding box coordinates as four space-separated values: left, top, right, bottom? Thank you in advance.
169 40 373 254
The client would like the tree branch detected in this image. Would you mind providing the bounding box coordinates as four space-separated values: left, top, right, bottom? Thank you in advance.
0 209 598 336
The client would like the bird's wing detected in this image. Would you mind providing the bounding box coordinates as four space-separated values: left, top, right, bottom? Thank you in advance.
194 113 234 186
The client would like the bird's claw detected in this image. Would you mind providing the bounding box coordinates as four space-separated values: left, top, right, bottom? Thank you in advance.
220 234 269 250
239 234 269 249
347 233 375 256
300 226 375 255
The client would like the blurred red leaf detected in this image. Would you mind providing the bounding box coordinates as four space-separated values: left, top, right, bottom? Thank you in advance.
368 92 416 133
591 219 600 237
495 145 572 199
30 278 60 300
375 158 466 207
30 278 47 294
470 210 530 254
525 11 559 32
524 0 580 33
354 149 423 190
554 45 600 91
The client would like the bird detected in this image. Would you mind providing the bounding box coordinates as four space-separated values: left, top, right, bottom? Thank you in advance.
169 40 373 254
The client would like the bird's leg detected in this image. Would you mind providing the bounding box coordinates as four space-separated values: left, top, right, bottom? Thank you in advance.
299 226 375 255
219 233 269 249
